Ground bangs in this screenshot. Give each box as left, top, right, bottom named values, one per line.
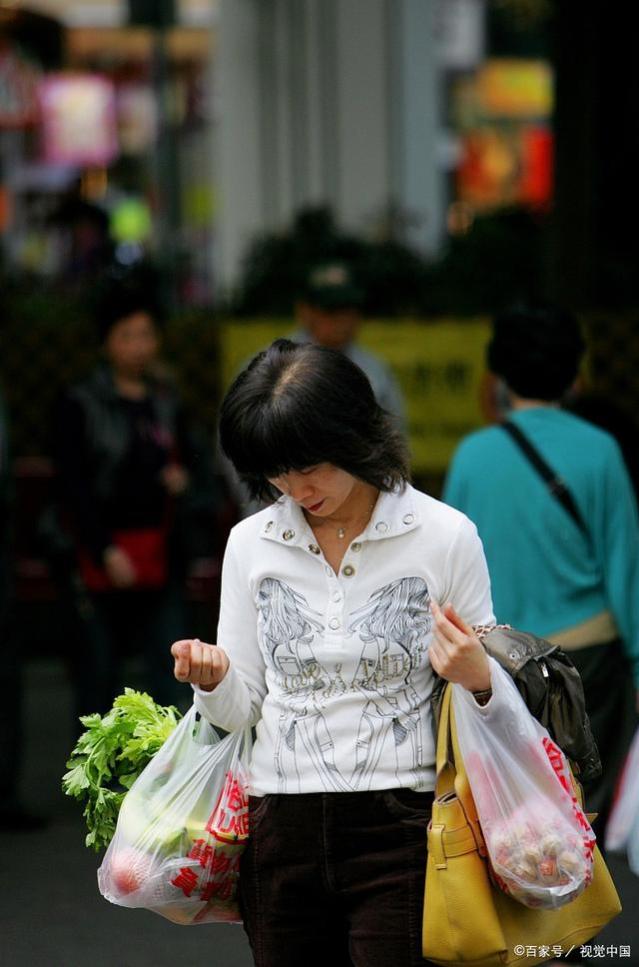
left=222, top=398, right=334, bottom=481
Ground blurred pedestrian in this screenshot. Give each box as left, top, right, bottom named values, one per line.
left=443, top=302, right=639, bottom=839
left=171, top=338, right=506, bottom=967
left=52, top=271, right=204, bottom=719
left=292, top=260, right=406, bottom=426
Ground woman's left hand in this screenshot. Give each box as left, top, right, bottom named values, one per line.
left=429, top=600, right=491, bottom=693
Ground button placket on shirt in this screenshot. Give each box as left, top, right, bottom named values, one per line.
left=293, top=519, right=372, bottom=649
left=318, top=538, right=366, bottom=648
left=296, top=532, right=347, bottom=647
left=321, top=562, right=345, bottom=648
left=324, top=539, right=364, bottom=641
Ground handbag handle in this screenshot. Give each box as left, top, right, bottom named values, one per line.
left=435, top=684, right=456, bottom=795
left=436, top=683, right=488, bottom=857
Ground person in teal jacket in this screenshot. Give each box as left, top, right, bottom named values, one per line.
left=443, top=302, right=639, bottom=839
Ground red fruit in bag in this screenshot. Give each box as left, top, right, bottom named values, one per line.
left=109, top=847, right=153, bottom=895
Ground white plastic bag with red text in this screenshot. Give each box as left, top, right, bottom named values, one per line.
left=98, top=705, right=251, bottom=925
left=452, top=663, right=595, bottom=910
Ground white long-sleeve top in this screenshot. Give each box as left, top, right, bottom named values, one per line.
left=194, top=484, right=496, bottom=795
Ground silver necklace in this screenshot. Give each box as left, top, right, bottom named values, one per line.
left=334, top=500, right=377, bottom=539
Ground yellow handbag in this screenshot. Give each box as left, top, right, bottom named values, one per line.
left=422, top=685, right=621, bottom=967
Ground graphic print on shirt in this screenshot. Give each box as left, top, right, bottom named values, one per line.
left=256, top=578, right=349, bottom=792
left=347, top=576, right=431, bottom=789
left=256, top=576, right=432, bottom=793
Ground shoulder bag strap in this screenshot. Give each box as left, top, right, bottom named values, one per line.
left=501, top=421, right=589, bottom=540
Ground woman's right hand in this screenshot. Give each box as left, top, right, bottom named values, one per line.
left=171, top=639, right=230, bottom=692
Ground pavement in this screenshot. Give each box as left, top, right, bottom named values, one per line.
left=2, top=658, right=639, bottom=967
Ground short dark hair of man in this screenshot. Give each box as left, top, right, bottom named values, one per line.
left=219, top=338, right=410, bottom=503
left=487, top=302, right=585, bottom=402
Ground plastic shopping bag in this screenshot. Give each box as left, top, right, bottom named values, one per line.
left=98, top=706, right=251, bottom=925
left=452, top=662, right=596, bottom=910
left=605, top=727, right=639, bottom=854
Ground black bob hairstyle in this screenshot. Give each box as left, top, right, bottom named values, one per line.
left=487, top=302, right=585, bottom=402
left=219, top=339, right=410, bottom=503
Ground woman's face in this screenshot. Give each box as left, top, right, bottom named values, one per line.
left=268, top=463, right=361, bottom=517
left=104, top=311, right=159, bottom=377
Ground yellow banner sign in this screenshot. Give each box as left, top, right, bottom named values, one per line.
left=220, top=319, right=492, bottom=474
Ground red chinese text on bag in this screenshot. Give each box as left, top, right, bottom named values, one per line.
left=169, top=768, right=250, bottom=909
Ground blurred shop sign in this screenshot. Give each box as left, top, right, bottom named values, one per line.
left=220, top=320, right=491, bottom=474
left=477, top=59, right=553, bottom=119
left=0, top=49, right=40, bottom=128
left=456, top=124, right=552, bottom=212
left=38, top=74, right=119, bottom=166
left=451, top=59, right=553, bottom=213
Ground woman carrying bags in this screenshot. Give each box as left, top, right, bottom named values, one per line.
left=171, top=338, right=507, bottom=967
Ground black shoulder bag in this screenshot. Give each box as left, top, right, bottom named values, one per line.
left=501, top=420, right=589, bottom=540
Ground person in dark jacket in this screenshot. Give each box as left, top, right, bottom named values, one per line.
left=53, top=274, right=203, bottom=718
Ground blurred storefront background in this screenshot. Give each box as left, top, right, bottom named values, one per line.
left=2, top=0, right=637, bottom=307
left=1, top=0, right=215, bottom=302
left=1, top=0, right=638, bottom=640
left=0, top=0, right=570, bottom=310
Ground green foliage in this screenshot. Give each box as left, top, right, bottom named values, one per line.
left=231, top=204, right=547, bottom=319
left=424, top=208, right=547, bottom=315
left=62, top=688, right=182, bottom=851
left=231, top=206, right=430, bottom=318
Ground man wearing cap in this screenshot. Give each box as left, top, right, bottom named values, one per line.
left=291, top=261, right=406, bottom=426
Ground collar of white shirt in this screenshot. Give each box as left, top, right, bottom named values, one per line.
left=258, top=484, right=421, bottom=547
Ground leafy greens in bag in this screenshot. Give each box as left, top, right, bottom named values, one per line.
left=62, top=688, right=182, bottom=850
